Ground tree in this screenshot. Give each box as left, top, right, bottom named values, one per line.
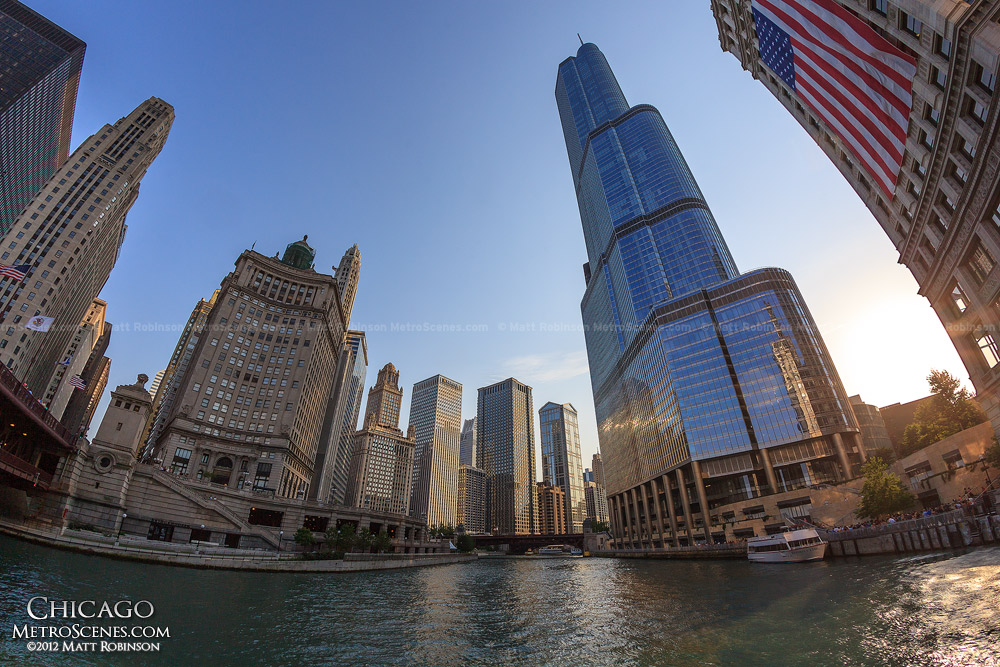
left=868, top=447, right=896, bottom=464
left=372, top=528, right=394, bottom=554
left=455, top=533, right=475, bottom=552
left=293, top=527, right=316, bottom=551
left=592, top=521, right=610, bottom=534
left=440, top=523, right=455, bottom=539
left=856, top=457, right=915, bottom=520
left=900, top=370, right=987, bottom=456
left=328, top=523, right=356, bottom=554
left=354, top=526, right=373, bottom=553
left=985, top=438, right=1000, bottom=471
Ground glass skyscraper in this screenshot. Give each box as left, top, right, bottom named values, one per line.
left=0, top=0, right=85, bottom=236
left=556, top=44, right=862, bottom=547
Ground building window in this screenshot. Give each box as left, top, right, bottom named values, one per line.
left=973, top=62, right=997, bottom=94
left=960, top=137, right=978, bottom=160
left=932, top=66, right=947, bottom=89
left=949, top=161, right=969, bottom=184
left=968, top=96, right=988, bottom=124
left=935, top=34, right=952, bottom=59
left=967, top=241, right=996, bottom=285
left=900, top=12, right=921, bottom=37
left=926, top=104, right=940, bottom=126
left=870, top=0, right=887, bottom=17
left=993, top=199, right=1000, bottom=228
left=942, top=449, right=966, bottom=468
left=919, top=129, right=934, bottom=148
left=171, top=448, right=192, bottom=475
left=975, top=331, right=1000, bottom=368
left=940, top=192, right=956, bottom=213
left=951, top=284, right=969, bottom=315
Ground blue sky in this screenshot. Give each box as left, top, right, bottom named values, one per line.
left=31, top=0, right=967, bottom=470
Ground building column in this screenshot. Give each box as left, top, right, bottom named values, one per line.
left=690, top=460, right=713, bottom=543
left=830, top=432, right=852, bottom=481
left=652, top=477, right=667, bottom=548
left=661, top=473, right=679, bottom=547
left=676, top=467, right=694, bottom=545
left=852, top=432, right=868, bottom=463
left=759, top=447, right=779, bottom=495
left=628, top=487, right=641, bottom=547
left=611, top=494, right=626, bottom=546
left=641, top=482, right=657, bottom=548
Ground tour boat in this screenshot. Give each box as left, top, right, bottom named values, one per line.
left=747, top=528, right=827, bottom=563
left=537, top=544, right=582, bottom=556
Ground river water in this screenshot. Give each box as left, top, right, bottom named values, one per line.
left=0, top=535, right=998, bottom=666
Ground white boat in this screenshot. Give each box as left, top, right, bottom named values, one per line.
left=747, top=528, right=827, bottom=563
left=537, top=544, right=582, bottom=556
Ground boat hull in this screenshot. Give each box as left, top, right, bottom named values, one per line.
left=748, top=542, right=827, bottom=563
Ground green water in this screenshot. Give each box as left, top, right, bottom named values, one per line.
left=1, top=535, right=998, bottom=666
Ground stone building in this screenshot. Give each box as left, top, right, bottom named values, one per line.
left=346, top=363, right=417, bottom=515
left=893, top=420, right=995, bottom=507
left=585, top=481, right=610, bottom=524
left=409, top=374, right=462, bottom=527
left=457, top=464, right=486, bottom=534
left=0, top=97, right=174, bottom=396
left=537, top=482, right=567, bottom=535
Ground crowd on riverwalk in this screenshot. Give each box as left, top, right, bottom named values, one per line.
left=830, top=487, right=995, bottom=533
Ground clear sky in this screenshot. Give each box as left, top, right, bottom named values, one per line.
left=31, top=0, right=968, bottom=473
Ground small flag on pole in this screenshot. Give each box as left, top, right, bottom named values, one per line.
left=69, top=375, right=87, bottom=390
left=0, top=264, right=31, bottom=281
left=56, top=356, right=72, bottom=366
left=25, top=315, right=54, bottom=332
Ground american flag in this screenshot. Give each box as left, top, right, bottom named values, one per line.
left=69, top=375, right=87, bottom=390
left=751, top=0, right=917, bottom=196
left=0, top=264, right=31, bottom=281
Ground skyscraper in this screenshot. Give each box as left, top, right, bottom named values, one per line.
left=409, top=374, right=463, bottom=526
left=334, top=244, right=360, bottom=325
left=318, top=330, right=367, bottom=505
left=457, top=463, right=486, bottom=534
left=477, top=377, right=537, bottom=535
left=556, top=44, right=860, bottom=546
left=45, top=297, right=107, bottom=418
left=143, top=291, right=218, bottom=455
left=709, top=1, right=1000, bottom=435
left=151, top=237, right=347, bottom=500
left=0, top=97, right=174, bottom=396
left=539, top=401, right=585, bottom=532
left=459, top=416, right=477, bottom=467
left=585, top=481, right=610, bottom=524
left=0, top=0, right=85, bottom=236
left=591, top=452, right=605, bottom=489
left=536, top=482, right=567, bottom=535
left=848, top=394, right=894, bottom=456
left=347, top=363, right=416, bottom=515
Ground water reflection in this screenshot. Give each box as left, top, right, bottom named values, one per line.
left=0, top=537, right=997, bottom=666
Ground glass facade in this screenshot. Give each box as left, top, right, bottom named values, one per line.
left=0, top=0, right=85, bottom=236
left=557, top=44, right=859, bottom=544
left=539, top=402, right=586, bottom=532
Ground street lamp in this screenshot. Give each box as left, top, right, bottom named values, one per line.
left=278, top=530, right=283, bottom=553
left=116, top=512, right=127, bottom=545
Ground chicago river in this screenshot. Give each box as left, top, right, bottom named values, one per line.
left=1, top=536, right=997, bottom=666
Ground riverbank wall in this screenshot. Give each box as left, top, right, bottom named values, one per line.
left=593, top=543, right=746, bottom=559
left=0, top=519, right=475, bottom=573
left=824, top=510, right=1000, bottom=557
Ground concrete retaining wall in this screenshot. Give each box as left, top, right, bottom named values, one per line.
left=826, top=514, right=1000, bottom=557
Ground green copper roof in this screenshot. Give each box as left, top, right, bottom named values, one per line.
left=280, top=235, right=315, bottom=270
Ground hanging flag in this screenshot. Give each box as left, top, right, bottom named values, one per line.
left=25, top=315, right=54, bottom=332
left=69, top=375, right=87, bottom=390
left=56, top=356, right=72, bottom=366
left=750, top=0, right=917, bottom=197
left=0, top=264, right=31, bottom=281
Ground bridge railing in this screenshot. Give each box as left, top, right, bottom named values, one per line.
left=0, top=363, right=74, bottom=447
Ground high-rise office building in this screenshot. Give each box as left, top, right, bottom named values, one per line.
left=460, top=416, right=477, bottom=467
left=536, top=482, right=567, bottom=535
left=409, top=374, right=463, bottom=526
left=556, top=44, right=860, bottom=546
left=583, top=468, right=594, bottom=483
left=0, top=97, right=174, bottom=396
left=347, top=363, right=416, bottom=515
left=151, top=237, right=348, bottom=499
left=143, top=291, right=218, bottom=455
left=539, top=401, right=586, bottom=532
left=334, top=244, right=360, bottom=325
left=585, top=481, right=610, bottom=524
left=710, top=1, right=1000, bottom=434
left=592, top=452, right=605, bottom=489
left=148, top=369, right=165, bottom=404
left=59, top=326, right=110, bottom=437
left=46, top=297, right=106, bottom=417
left=457, top=463, right=486, bottom=534
left=0, top=0, right=85, bottom=236
left=477, top=377, right=537, bottom=534
left=318, top=330, right=367, bottom=505
left=849, top=394, right=894, bottom=456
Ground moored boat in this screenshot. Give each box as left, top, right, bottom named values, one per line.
left=747, top=528, right=827, bottom=563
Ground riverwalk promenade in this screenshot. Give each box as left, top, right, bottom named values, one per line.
left=0, top=518, right=475, bottom=572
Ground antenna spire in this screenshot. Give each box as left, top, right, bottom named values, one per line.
left=578, top=33, right=584, bottom=46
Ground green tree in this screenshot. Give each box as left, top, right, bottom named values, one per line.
left=372, top=528, right=394, bottom=554
left=856, top=457, right=915, bottom=520
left=984, top=438, right=1000, bottom=470
left=329, top=523, right=356, bottom=553
left=868, top=447, right=897, bottom=464
left=293, top=527, right=316, bottom=551
left=900, top=370, right=987, bottom=456
left=440, top=523, right=455, bottom=539
left=455, top=533, right=475, bottom=552
left=592, top=521, right=610, bottom=533
left=355, top=526, right=374, bottom=553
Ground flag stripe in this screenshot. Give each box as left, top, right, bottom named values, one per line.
left=751, top=0, right=915, bottom=197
